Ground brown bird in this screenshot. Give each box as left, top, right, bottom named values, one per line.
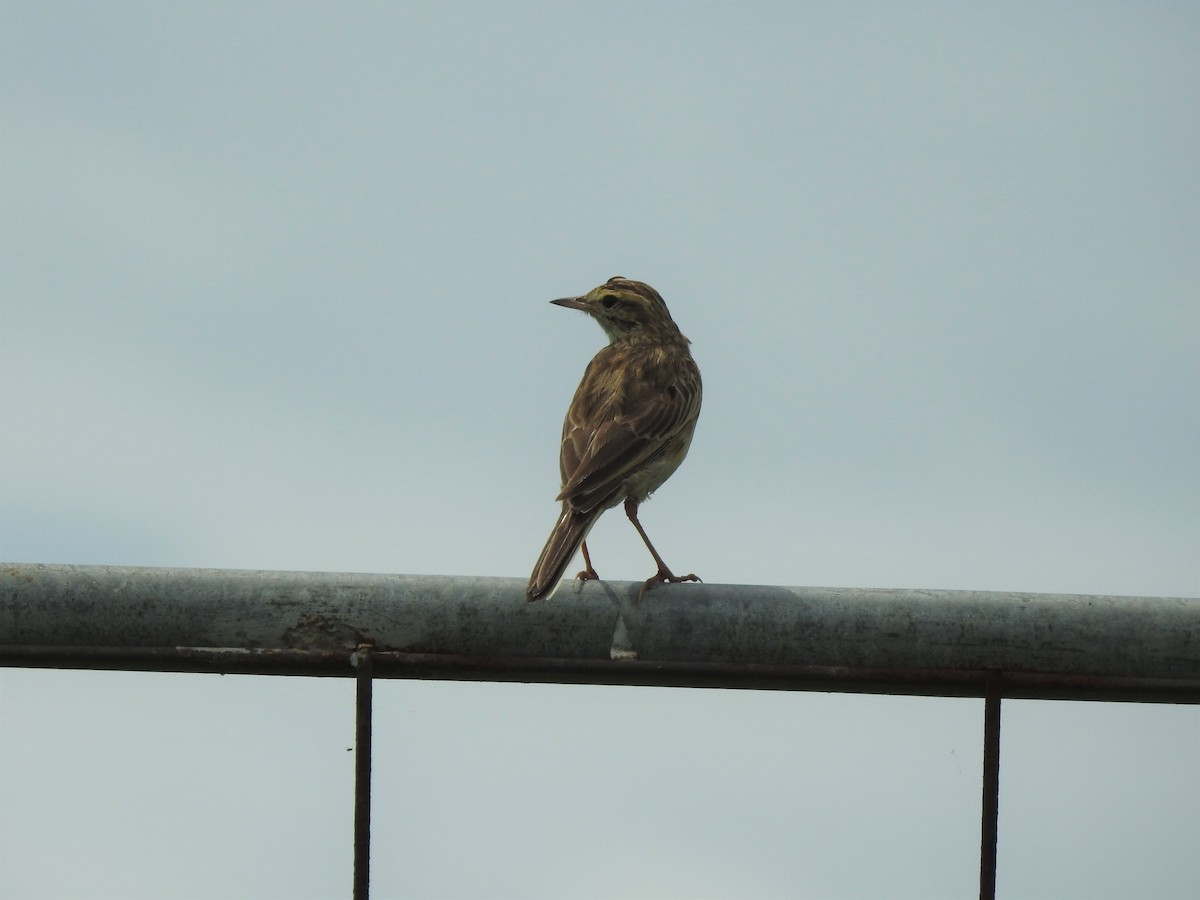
left=526, top=276, right=703, bottom=602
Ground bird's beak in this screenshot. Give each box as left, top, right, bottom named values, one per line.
left=550, top=296, right=589, bottom=311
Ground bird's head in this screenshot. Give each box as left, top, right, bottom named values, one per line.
left=551, top=276, right=685, bottom=344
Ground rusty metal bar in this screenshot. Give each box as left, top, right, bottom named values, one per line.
left=980, top=673, right=1002, bottom=900
left=2, top=564, right=1198, bottom=702
left=352, top=646, right=373, bottom=900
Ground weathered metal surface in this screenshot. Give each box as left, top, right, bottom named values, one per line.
left=1, top=563, right=1197, bottom=701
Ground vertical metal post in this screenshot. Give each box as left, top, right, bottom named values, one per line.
left=353, top=646, right=374, bottom=900
left=980, top=673, right=1002, bottom=900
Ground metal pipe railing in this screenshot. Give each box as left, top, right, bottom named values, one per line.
left=3, top=563, right=1197, bottom=702
left=5, top=562, right=1197, bottom=900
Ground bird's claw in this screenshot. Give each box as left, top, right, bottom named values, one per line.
left=638, top=569, right=701, bottom=599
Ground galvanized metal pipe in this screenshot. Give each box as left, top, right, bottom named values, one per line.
left=2, top=563, right=1197, bottom=702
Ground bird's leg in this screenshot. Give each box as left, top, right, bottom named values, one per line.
left=574, top=540, right=601, bottom=583
left=624, top=497, right=700, bottom=598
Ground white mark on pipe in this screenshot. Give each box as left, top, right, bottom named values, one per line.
left=610, top=613, right=637, bottom=661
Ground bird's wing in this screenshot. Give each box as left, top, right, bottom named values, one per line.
left=557, top=346, right=700, bottom=512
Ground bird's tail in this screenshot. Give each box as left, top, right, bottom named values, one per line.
left=526, top=504, right=601, bottom=602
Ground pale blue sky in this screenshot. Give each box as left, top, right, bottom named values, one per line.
left=2, top=2, right=1198, bottom=898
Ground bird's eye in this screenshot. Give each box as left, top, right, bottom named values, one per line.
left=600, top=294, right=619, bottom=310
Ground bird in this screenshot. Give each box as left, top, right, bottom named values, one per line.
left=526, top=276, right=702, bottom=602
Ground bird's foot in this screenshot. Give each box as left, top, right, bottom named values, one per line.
left=638, top=568, right=701, bottom=599
left=574, top=566, right=600, bottom=584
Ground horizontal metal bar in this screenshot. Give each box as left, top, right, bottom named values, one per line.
left=2, top=564, right=1197, bottom=702
left=4, top=644, right=1198, bottom=703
